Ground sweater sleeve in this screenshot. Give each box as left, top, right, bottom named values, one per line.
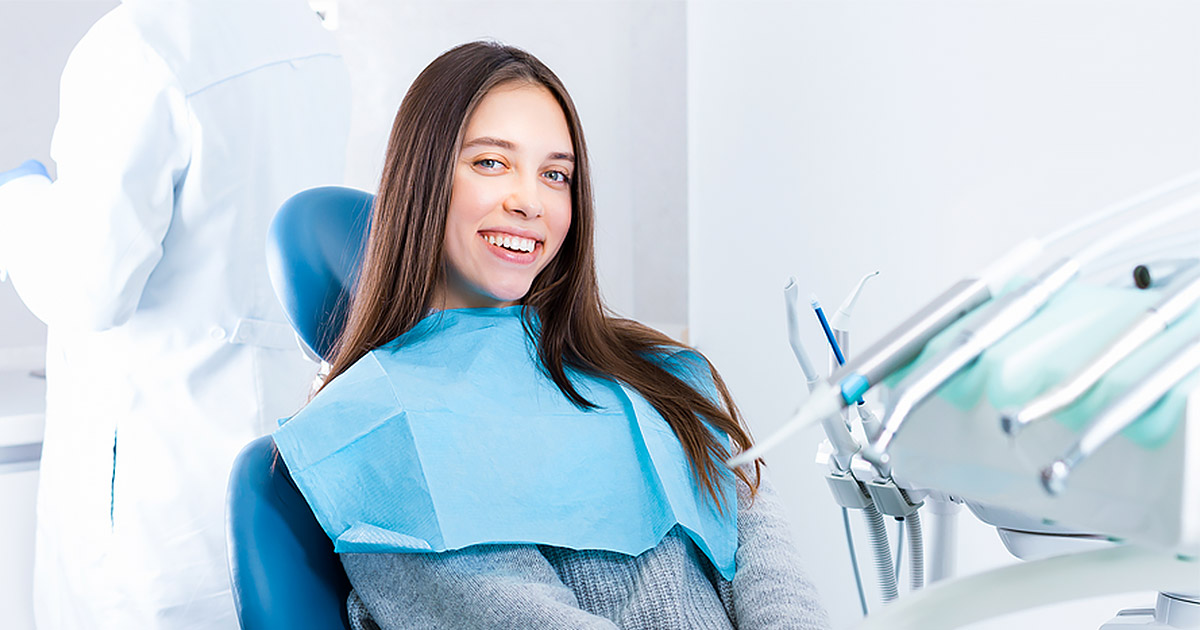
left=341, top=545, right=621, bottom=630
left=723, top=469, right=832, bottom=630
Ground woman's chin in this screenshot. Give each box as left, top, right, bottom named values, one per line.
left=484, top=284, right=534, bottom=305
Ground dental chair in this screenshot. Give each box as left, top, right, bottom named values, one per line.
left=225, top=186, right=374, bottom=630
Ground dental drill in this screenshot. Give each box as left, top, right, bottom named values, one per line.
left=861, top=189, right=1200, bottom=477
left=728, top=168, right=1200, bottom=470
left=1000, top=268, right=1200, bottom=437
left=1041, top=333, right=1200, bottom=496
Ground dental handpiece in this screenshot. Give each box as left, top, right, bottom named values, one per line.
left=1001, top=269, right=1200, bottom=437
left=1041, top=334, right=1200, bottom=496
left=862, top=260, right=1082, bottom=476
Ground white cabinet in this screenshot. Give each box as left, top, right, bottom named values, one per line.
left=1, top=360, right=46, bottom=630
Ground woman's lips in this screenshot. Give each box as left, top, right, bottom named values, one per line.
left=480, top=233, right=540, bottom=264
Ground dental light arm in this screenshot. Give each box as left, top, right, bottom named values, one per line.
left=1041, top=333, right=1200, bottom=495
left=1002, top=268, right=1200, bottom=436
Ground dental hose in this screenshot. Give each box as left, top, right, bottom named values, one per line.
left=864, top=503, right=899, bottom=603
left=906, top=511, right=925, bottom=592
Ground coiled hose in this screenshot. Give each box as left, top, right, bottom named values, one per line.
left=907, top=511, right=925, bottom=591
left=864, top=503, right=898, bottom=602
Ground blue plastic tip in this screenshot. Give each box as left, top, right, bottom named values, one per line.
left=840, top=373, right=869, bottom=404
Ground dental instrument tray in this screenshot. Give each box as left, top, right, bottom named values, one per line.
left=878, top=280, right=1200, bottom=555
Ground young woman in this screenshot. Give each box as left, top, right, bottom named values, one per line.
left=274, top=41, right=830, bottom=629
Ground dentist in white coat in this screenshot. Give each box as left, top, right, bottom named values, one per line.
left=0, top=1, right=350, bottom=627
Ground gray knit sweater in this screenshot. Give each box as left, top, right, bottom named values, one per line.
left=340, top=471, right=831, bottom=629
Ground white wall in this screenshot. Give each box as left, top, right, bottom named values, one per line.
left=688, top=1, right=1200, bottom=628
left=335, top=0, right=689, bottom=332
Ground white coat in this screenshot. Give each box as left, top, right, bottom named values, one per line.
left=0, top=1, right=350, bottom=627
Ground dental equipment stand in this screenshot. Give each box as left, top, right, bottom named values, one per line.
left=796, top=276, right=961, bottom=611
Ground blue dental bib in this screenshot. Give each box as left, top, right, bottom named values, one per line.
left=273, top=306, right=738, bottom=579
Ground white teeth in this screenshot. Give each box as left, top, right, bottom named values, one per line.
left=484, top=233, right=536, bottom=253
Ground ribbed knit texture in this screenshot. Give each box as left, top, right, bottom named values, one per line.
left=342, top=472, right=830, bottom=629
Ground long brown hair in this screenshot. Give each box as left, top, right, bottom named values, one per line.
left=324, top=41, right=760, bottom=509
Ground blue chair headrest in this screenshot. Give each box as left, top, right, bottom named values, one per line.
left=266, top=186, right=374, bottom=362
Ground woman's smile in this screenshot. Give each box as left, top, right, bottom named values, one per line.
left=479, top=231, right=542, bottom=264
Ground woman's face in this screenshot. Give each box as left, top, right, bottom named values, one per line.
left=435, top=82, right=575, bottom=310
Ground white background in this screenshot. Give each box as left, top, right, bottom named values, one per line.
left=4, top=1, right=1199, bottom=628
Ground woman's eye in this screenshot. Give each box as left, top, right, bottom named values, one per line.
left=544, top=170, right=571, bottom=184
left=475, top=158, right=503, bottom=170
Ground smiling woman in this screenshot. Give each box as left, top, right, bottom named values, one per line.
left=274, top=41, right=831, bottom=630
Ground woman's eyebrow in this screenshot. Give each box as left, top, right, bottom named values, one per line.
left=462, top=136, right=574, bottom=163
left=462, top=136, right=516, bottom=151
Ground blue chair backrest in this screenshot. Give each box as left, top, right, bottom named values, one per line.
left=227, top=186, right=375, bottom=629
left=226, top=436, right=352, bottom=630
left=265, top=186, right=374, bottom=362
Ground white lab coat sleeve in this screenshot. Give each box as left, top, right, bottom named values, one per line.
left=0, top=7, right=190, bottom=331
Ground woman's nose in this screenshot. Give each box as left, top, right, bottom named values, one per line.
left=503, top=174, right=544, bottom=218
